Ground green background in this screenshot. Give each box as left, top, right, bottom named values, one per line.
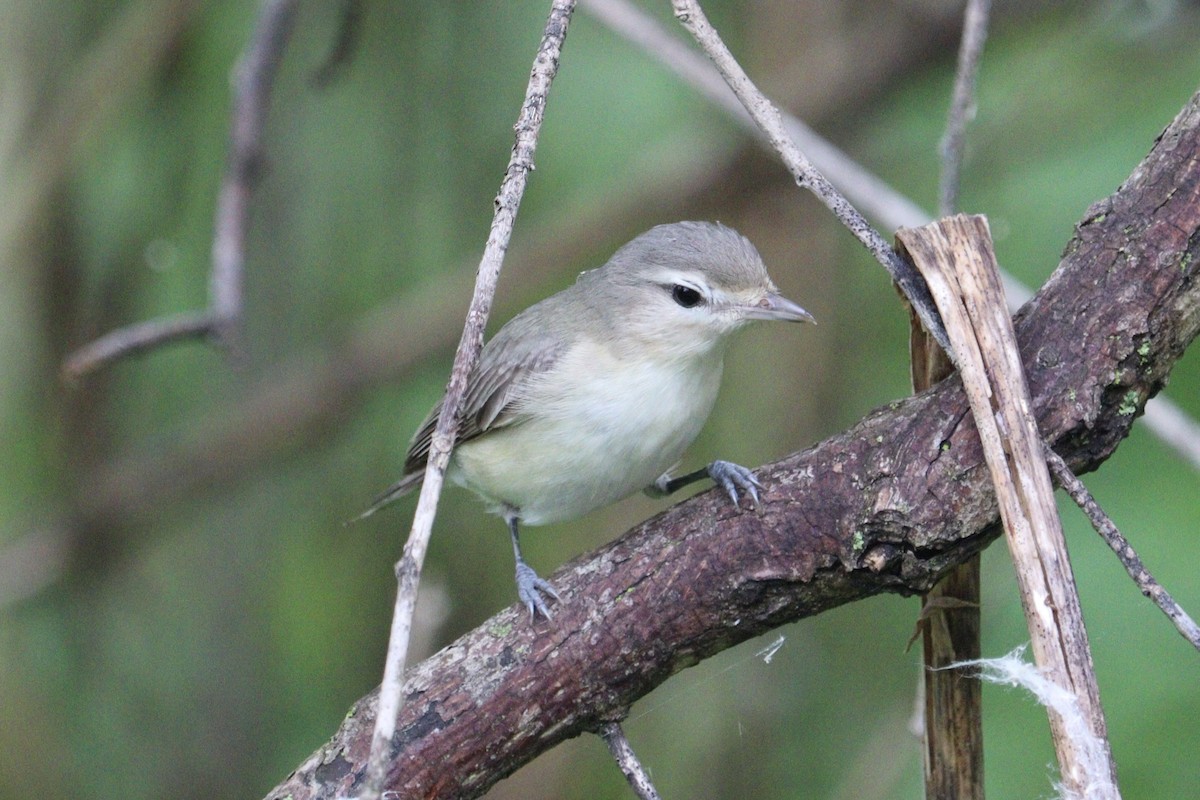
left=1, top=2, right=1197, bottom=798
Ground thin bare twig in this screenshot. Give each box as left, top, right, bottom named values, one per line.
left=62, top=0, right=299, bottom=379
left=939, top=0, right=991, bottom=217
left=669, top=0, right=950, bottom=352
left=1045, top=446, right=1200, bottom=651
left=600, top=723, right=663, bottom=800
left=585, top=0, right=1200, bottom=472
left=359, top=3, right=578, bottom=798
left=213, top=0, right=299, bottom=343
left=61, top=311, right=216, bottom=382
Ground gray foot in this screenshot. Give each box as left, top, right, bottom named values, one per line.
left=707, top=460, right=763, bottom=508
left=516, top=560, right=562, bottom=621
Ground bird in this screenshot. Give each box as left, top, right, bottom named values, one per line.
left=360, top=221, right=814, bottom=619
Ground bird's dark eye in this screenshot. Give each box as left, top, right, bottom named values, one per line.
left=671, top=284, right=703, bottom=308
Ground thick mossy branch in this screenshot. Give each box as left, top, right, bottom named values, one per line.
left=267, top=93, right=1200, bottom=800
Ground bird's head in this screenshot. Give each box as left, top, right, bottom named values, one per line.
left=585, top=221, right=814, bottom=360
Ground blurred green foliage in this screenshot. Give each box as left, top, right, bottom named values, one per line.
left=0, top=2, right=1197, bottom=799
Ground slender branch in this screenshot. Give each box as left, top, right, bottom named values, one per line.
left=212, top=0, right=299, bottom=345
left=62, top=0, right=299, bottom=379
left=61, top=310, right=216, bottom=383
left=600, top=723, right=663, bottom=800
left=939, top=0, right=991, bottom=217
left=670, top=0, right=949, bottom=351
left=1045, top=446, right=1200, bottom=651
left=359, top=3, right=577, bottom=798
left=585, top=0, right=1200, bottom=472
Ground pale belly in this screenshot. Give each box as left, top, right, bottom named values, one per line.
left=450, top=343, right=723, bottom=525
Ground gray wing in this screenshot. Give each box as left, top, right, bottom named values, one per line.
left=402, top=340, right=561, bottom=474
left=354, top=285, right=590, bottom=520
left=402, top=300, right=570, bottom=477
left=354, top=328, right=562, bottom=521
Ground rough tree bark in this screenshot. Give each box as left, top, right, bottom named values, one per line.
left=267, top=92, right=1200, bottom=800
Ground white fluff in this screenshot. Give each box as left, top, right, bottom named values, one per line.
left=948, top=645, right=1118, bottom=800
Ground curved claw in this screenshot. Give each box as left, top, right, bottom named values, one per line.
left=516, top=561, right=561, bottom=621
left=707, top=460, right=763, bottom=509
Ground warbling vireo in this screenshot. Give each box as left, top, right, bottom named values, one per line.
left=362, top=221, right=814, bottom=618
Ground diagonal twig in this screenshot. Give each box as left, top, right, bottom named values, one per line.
left=358, top=3, right=578, bottom=798
left=1045, top=446, right=1200, bottom=652
left=61, top=311, right=218, bottom=382
left=939, top=0, right=992, bottom=217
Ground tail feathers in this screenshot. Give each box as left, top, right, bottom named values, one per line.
left=348, top=471, right=424, bottom=524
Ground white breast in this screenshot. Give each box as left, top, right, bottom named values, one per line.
left=451, top=337, right=725, bottom=525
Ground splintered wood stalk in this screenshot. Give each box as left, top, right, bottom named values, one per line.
left=896, top=216, right=1119, bottom=799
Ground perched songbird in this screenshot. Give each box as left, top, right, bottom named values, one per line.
left=362, top=221, right=814, bottom=618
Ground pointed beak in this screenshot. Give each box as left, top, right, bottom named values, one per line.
left=740, top=292, right=815, bottom=324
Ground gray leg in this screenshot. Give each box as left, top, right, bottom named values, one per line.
left=507, top=514, right=561, bottom=620
left=648, top=460, right=763, bottom=508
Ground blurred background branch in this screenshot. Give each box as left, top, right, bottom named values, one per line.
left=938, top=0, right=991, bottom=218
